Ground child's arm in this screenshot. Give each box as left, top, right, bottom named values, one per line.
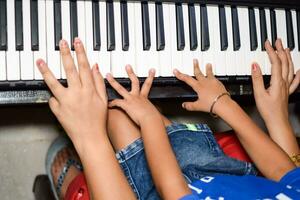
left=174, top=53, right=296, bottom=182
left=37, top=39, right=136, bottom=200
left=252, top=39, right=300, bottom=159
left=107, top=66, right=191, bottom=199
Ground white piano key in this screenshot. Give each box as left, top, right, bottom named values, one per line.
left=181, top=4, right=194, bottom=76
left=33, top=0, right=47, bottom=80
left=254, top=8, right=266, bottom=74
left=194, top=4, right=203, bottom=75
left=7, top=0, right=21, bottom=81
left=159, top=3, right=172, bottom=77
left=237, top=7, right=250, bottom=75
left=265, top=8, right=272, bottom=75
left=20, top=0, right=34, bottom=80
left=134, top=2, right=149, bottom=77
left=75, top=0, right=86, bottom=67
left=61, top=0, right=71, bottom=79
left=146, top=2, right=160, bottom=76
left=292, top=10, right=300, bottom=72
left=170, top=4, right=182, bottom=73
left=123, top=2, right=136, bottom=72
left=212, top=5, right=226, bottom=75
left=202, top=5, right=217, bottom=74
left=225, top=6, right=236, bottom=76
left=99, top=1, right=111, bottom=76
left=276, top=9, right=287, bottom=48
left=111, top=1, right=126, bottom=78
left=0, top=51, right=5, bottom=80
left=85, top=0, right=99, bottom=69
left=46, top=0, right=61, bottom=79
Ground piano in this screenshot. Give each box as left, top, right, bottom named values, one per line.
left=0, top=0, right=299, bottom=105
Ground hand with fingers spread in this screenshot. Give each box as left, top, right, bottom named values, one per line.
left=107, top=65, right=160, bottom=126
left=251, top=39, right=300, bottom=158
left=37, top=38, right=107, bottom=144
left=173, top=59, right=231, bottom=115
left=37, top=38, right=136, bottom=200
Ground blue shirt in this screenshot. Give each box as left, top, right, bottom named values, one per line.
left=181, top=168, right=300, bottom=200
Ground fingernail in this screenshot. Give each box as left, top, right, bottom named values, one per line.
left=125, top=65, right=131, bottom=70
left=95, top=63, right=99, bottom=72
left=182, top=103, right=185, bottom=108
left=74, top=37, right=81, bottom=47
left=252, top=63, right=257, bottom=72
left=150, top=68, right=155, bottom=74
left=193, top=59, right=198, bottom=64
left=173, top=69, right=179, bottom=74
left=106, top=73, right=112, bottom=79
left=60, top=39, right=68, bottom=47
left=37, top=59, right=45, bottom=67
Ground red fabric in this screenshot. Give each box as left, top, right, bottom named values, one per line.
left=215, top=130, right=252, bottom=163
left=65, top=130, right=251, bottom=200
left=65, top=172, right=90, bottom=200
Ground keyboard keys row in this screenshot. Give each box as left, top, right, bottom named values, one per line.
left=0, top=0, right=300, bottom=81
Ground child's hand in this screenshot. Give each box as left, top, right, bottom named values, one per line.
left=173, top=60, right=231, bottom=115
left=37, top=38, right=108, bottom=144
left=251, top=39, right=300, bottom=125
left=106, top=65, right=159, bottom=126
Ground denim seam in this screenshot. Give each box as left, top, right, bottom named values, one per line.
left=119, top=152, right=141, bottom=199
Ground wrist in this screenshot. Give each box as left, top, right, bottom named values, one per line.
left=213, top=95, right=236, bottom=116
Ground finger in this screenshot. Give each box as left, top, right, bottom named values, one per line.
left=106, top=73, right=130, bottom=98
left=141, top=68, right=155, bottom=97
left=126, top=65, right=140, bottom=95
left=92, top=64, right=107, bottom=101
left=193, top=59, right=204, bottom=80
left=108, top=99, right=126, bottom=109
left=289, top=70, right=300, bottom=94
left=251, top=63, right=266, bottom=96
left=182, top=101, right=199, bottom=111
left=275, top=39, right=288, bottom=81
left=37, top=59, right=65, bottom=98
left=285, top=48, right=295, bottom=85
left=74, top=38, right=94, bottom=88
left=49, top=97, right=60, bottom=116
left=173, top=69, right=198, bottom=90
left=206, top=64, right=214, bottom=78
left=265, top=40, right=282, bottom=83
left=60, top=39, right=80, bottom=87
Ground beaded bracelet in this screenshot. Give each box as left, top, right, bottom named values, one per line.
left=290, top=154, right=300, bottom=167
left=210, top=92, right=231, bottom=118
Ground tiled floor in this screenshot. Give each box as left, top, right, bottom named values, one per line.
left=0, top=103, right=299, bottom=200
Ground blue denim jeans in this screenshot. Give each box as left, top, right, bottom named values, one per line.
left=115, top=123, right=257, bottom=200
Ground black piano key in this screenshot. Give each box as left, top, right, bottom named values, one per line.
left=176, top=3, right=185, bottom=51
left=200, top=4, right=209, bottom=51
left=270, top=9, right=277, bottom=48
left=188, top=4, right=197, bottom=50
left=297, top=10, right=300, bottom=51
left=218, top=5, right=228, bottom=51
left=92, top=0, right=100, bottom=51
left=231, top=6, right=240, bottom=51
left=30, top=0, right=39, bottom=51
left=0, top=0, right=7, bottom=50
left=141, top=2, right=150, bottom=50
left=286, top=9, right=295, bottom=50
left=54, top=0, right=62, bottom=51
left=121, top=1, right=129, bottom=51
left=106, top=1, right=115, bottom=51
left=248, top=8, right=258, bottom=51
left=156, top=2, right=165, bottom=51
left=259, top=8, right=267, bottom=51
left=15, top=0, right=23, bottom=51
left=70, top=0, right=78, bottom=51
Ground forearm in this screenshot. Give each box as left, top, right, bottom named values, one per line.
left=140, top=114, right=191, bottom=199
left=265, top=118, right=300, bottom=157
left=215, top=98, right=296, bottom=180
left=73, top=132, right=136, bottom=200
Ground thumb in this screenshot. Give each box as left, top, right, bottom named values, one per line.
left=251, top=63, right=266, bottom=96
left=289, top=70, right=300, bottom=94
left=108, top=99, right=125, bottom=109
left=182, top=101, right=199, bottom=111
